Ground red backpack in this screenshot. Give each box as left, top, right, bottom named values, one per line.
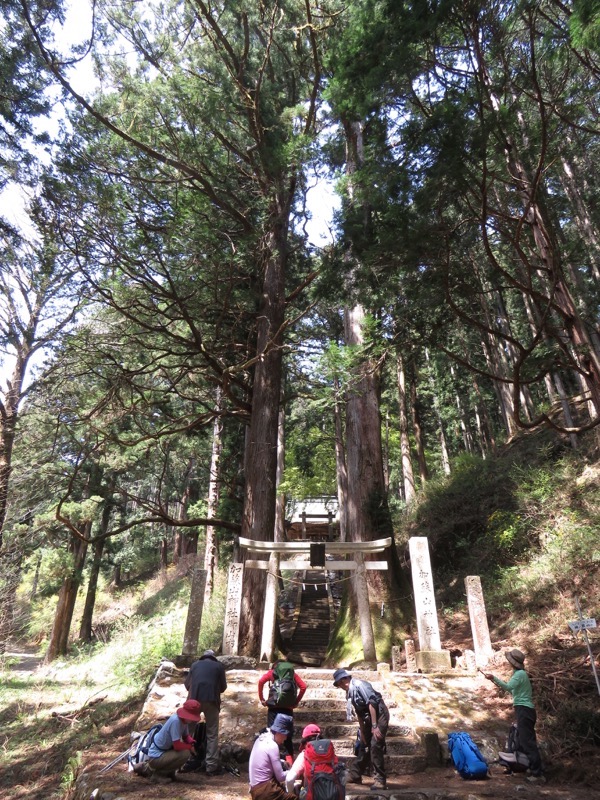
left=303, top=738, right=345, bottom=800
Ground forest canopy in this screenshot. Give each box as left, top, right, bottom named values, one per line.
left=0, top=0, right=598, bottom=659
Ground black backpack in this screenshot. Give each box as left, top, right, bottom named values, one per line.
left=267, top=661, right=298, bottom=708
left=498, top=723, right=529, bottom=773
left=127, top=723, right=163, bottom=771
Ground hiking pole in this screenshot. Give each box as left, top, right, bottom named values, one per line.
left=98, top=745, right=134, bottom=774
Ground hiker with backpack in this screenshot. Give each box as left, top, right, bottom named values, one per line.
left=333, top=668, right=389, bottom=791
left=184, top=647, right=227, bottom=775
left=483, top=648, right=546, bottom=784
left=258, top=659, right=307, bottom=764
left=285, top=723, right=345, bottom=799
left=132, top=698, right=201, bottom=780
left=248, top=713, right=298, bottom=800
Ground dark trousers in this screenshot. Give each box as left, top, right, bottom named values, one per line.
left=267, top=707, right=294, bottom=759
left=348, top=702, right=390, bottom=784
left=515, top=705, right=542, bottom=775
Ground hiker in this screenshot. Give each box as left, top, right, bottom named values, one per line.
left=285, top=722, right=344, bottom=798
left=333, top=668, right=389, bottom=791
left=483, top=648, right=545, bottom=783
left=184, top=647, right=227, bottom=774
left=284, top=723, right=322, bottom=793
left=248, top=713, right=298, bottom=800
left=134, top=698, right=201, bottom=780
left=258, top=658, right=306, bottom=764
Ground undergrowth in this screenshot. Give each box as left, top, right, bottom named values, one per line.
left=405, top=427, right=600, bottom=765
left=0, top=566, right=227, bottom=800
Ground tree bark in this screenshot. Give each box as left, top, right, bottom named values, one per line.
left=396, top=353, right=416, bottom=503
left=204, top=391, right=224, bottom=604
left=238, top=216, right=288, bottom=656
left=409, top=360, right=429, bottom=483
left=46, top=524, right=90, bottom=662
left=334, top=380, right=349, bottom=542
left=79, top=537, right=104, bottom=643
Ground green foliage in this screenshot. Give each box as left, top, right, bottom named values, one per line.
left=411, top=452, right=520, bottom=576
left=59, top=751, right=83, bottom=798
left=546, top=700, right=600, bottom=755
left=486, top=510, right=528, bottom=557
left=570, top=0, right=600, bottom=52
left=111, top=611, right=186, bottom=687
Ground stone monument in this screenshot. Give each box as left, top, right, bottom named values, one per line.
left=408, top=536, right=451, bottom=672
left=222, top=562, right=244, bottom=655
left=465, top=575, right=494, bottom=667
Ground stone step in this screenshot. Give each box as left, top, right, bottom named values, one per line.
left=336, top=752, right=427, bottom=775
left=290, top=721, right=418, bottom=741
left=331, top=741, right=422, bottom=759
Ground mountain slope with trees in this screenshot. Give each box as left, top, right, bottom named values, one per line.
left=0, top=0, right=598, bottom=725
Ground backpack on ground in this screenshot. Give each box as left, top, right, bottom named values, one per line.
left=303, top=738, right=345, bottom=800
left=127, top=723, right=163, bottom=771
left=267, top=660, right=298, bottom=708
left=181, top=720, right=208, bottom=773
left=498, top=723, right=529, bottom=773
left=447, top=732, right=489, bottom=780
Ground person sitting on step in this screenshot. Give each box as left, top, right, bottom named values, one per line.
left=284, top=723, right=321, bottom=794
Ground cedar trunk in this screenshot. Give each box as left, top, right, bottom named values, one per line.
left=238, top=218, right=287, bottom=656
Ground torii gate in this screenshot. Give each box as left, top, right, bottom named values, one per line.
left=222, top=536, right=391, bottom=662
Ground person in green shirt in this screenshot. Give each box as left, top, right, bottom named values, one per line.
left=484, top=648, right=545, bottom=783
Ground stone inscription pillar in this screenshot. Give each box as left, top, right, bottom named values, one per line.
left=409, top=536, right=442, bottom=650
left=222, top=562, right=244, bottom=655
left=465, top=575, right=494, bottom=667
left=409, top=536, right=451, bottom=672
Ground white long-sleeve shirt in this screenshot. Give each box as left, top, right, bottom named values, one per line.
left=285, top=750, right=305, bottom=793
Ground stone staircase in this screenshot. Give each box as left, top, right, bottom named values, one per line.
left=290, top=668, right=426, bottom=775
left=284, top=571, right=331, bottom=666
left=216, top=666, right=427, bottom=778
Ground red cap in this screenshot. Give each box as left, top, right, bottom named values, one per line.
left=177, top=699, right=202, bottom=722
left=301, top=723, right=321, bottom=739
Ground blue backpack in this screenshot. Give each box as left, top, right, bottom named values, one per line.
left=448, top=732, right=488, bottom=779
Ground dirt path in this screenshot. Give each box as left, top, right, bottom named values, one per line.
left=5, top=648, right=43, bottom=674
left=78, top=764, right=599, bottom=800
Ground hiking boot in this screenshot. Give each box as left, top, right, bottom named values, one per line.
left=180, top=759, right=205, bottom=773
left=205, top=766, right=225, bottom=776
left=371, top=778, right=387, bottom=791
left=133, top=762, right=154, bottom=778
left=526, top=774, right=546, bottom=784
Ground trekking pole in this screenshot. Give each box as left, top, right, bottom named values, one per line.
left=98, top=745, right=134, bottom=774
